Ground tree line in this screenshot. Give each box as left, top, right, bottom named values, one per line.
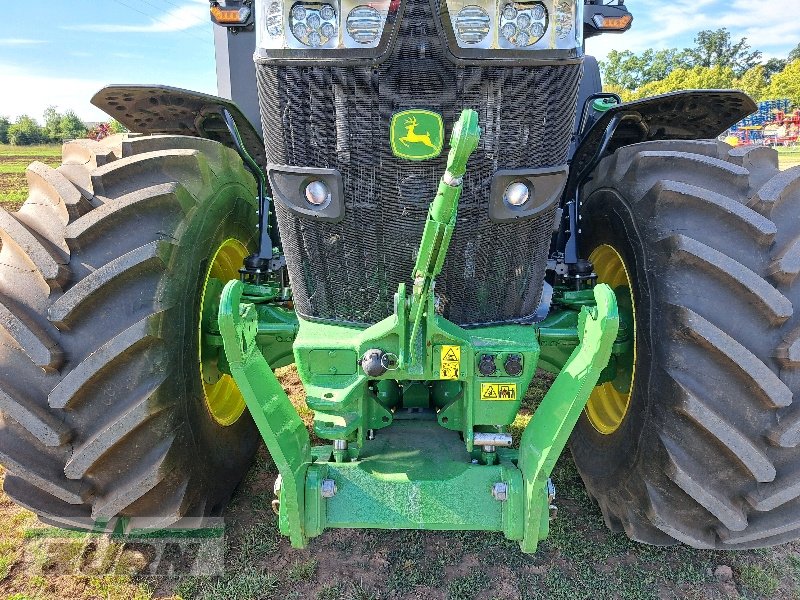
left=0, top=107, right=90, bottom=146
left=602, top=29, right=800, bottom=106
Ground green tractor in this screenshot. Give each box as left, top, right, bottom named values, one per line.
left=2, top=0, right=798, bottom=552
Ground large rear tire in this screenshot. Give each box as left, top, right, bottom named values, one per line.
left=0, top=134, right=260, bottom=529
left=570, top=139, right=800, bottom=548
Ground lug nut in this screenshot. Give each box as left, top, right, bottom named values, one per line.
left=492, top=482, right=508, bottom=502
left=321, top=479, right=337, bottom=498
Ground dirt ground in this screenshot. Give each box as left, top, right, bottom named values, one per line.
left=0, top=145, right=799, bottom=600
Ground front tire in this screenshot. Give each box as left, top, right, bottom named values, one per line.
left=0, top=134, right=260, bottom=529
left=570, top=139, right=800, bottom=548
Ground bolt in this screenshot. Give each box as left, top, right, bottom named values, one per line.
left=321, top=479, right=337, bottom=498
left=367, top=429, right=375, bottom=441
left=492, top=482, right=508, bottom=502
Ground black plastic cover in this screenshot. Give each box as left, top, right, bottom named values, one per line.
left=91, top=85, right=266, bottom=167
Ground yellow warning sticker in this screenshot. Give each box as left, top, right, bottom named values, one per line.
left=440, top=345, right=461, bottom=380
left=480, top=383, right=518, bottom=401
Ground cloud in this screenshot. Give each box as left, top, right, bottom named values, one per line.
left=0, top=39, right=46, bottom=46
left=0, top=62, right=109, bottom=123
left=64, top=2, right=207, bottom=34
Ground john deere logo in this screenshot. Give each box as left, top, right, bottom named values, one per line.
left=390, top=110, right=444, bottom=161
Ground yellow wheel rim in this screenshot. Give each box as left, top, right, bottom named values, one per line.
left=585, top=244, right=637, bottom=435
left=200, top=238, right=248, bottom=426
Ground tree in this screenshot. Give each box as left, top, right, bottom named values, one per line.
left=108, top=119, right=128, bottom=134
left=768, top=59, right=800, bottom=107
left=58, top=110, right=86, bottom=140
left=0, top=117, right=9, bottom=145
left=43, top=105, right=62, bottom=142
left=764, top=58, right=787, bottom=81
left=601, top=48, right=691, bottom=90
left=685, top=28, right=762, bottom=77
left=8, top=115, right=44, bottom=146
left=631, top=66, right=736, bottom=101
left=735, top=65, right=768, bottom=102
left=789, top=43, right=800, bottom=63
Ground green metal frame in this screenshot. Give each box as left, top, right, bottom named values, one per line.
left=217, top=110, right=620, bottom=552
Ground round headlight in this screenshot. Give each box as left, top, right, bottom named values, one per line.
left=504, top=182, right=530, bottom=207
left=346, top=5, right=382, bottom=44
left=320, top=4, right=336, bottom=20
left=305, top=181, right=331, bottom=207
left=501, top=22, right=516, bottom=40
left=291, top=4, right=307, bottom=20
left=292, top=22, right=308, bottom=39
left=454, top=6, right=491, bottom=45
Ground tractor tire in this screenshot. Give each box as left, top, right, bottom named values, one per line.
left=570, top=139, right=800, bottom=549
left=0, top=134, right=261, bottom=529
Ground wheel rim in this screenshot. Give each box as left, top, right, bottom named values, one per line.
left=585, top=244, right=637, bottom=435
left=199, top=238, right=248, bottom=426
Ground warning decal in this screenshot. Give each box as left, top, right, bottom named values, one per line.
left=480, top=383, right=518, bottom=401
left=440, top=345, right=461, bottom=380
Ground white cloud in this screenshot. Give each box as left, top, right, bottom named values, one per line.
left=64, top=2, right=207, bottom=34
left=0, top=62, right=109, bottom=122
left=0, top=39, right=46, bottom=46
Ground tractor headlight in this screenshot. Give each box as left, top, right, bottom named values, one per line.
left=442, top=0, right=583, bottom=61
left=255, top=0, right=397, bottom=59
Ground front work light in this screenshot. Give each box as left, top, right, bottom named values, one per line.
left=444, top=0, right=583, bottom=55
left=256, top=0, right=394, bottom=52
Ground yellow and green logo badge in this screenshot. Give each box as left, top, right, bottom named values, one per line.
left=390, top=109, right=444, bottom=161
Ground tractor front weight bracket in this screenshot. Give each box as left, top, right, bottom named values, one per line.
left=218, top=109, right=620, bottom=552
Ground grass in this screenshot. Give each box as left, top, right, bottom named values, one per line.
left=0, top=144, right=62, bottom=208
left=2, top=143, right=800, bottom=599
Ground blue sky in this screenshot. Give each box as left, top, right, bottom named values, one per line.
left=0, top=0, right=797, bottom=122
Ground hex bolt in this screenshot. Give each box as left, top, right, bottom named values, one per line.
left=492, top=482, right=508, bottom=502
left=321, top=479, right=337, bottom=498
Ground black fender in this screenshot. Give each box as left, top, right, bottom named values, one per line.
left=556, top=89, right=756, bottom=261
left=91, top=85, right=266, bottom=167
left=568, top=89, right=757, bottom=196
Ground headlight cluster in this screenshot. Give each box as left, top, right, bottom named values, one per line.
left=257, top=0, right=393, bottom=51
left=446, top=0, right=581, bottom=51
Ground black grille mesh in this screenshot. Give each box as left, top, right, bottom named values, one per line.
left=257, top=0, right=581, bottom=325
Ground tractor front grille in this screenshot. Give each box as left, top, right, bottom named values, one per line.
left=257, top=0, right=581, bottom=326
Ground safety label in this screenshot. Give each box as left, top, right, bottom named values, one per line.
left=440, top=345, right=461, bottom=380
left=480, top=383, right=518, bottom=401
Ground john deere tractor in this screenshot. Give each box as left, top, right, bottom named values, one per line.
left=2, top=0, right=798, bottom=552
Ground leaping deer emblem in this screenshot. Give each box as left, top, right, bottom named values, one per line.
left=399, top=116, right=436, bottom=149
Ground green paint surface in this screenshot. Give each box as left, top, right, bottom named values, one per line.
left=390, top=109, right=444, bottom=161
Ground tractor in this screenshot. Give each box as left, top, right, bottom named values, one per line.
left=1, top=0, right=798, bottom=553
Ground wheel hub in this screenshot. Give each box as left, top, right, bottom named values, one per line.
left=200, top=238, right=249, bottom=426
left=585, top=244, right=636, bottom=435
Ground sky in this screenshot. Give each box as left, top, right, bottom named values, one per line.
left=0, top=0, right=797, bottom=123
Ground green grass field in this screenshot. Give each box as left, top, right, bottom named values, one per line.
left=0, top=143, right=800, bottom=600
